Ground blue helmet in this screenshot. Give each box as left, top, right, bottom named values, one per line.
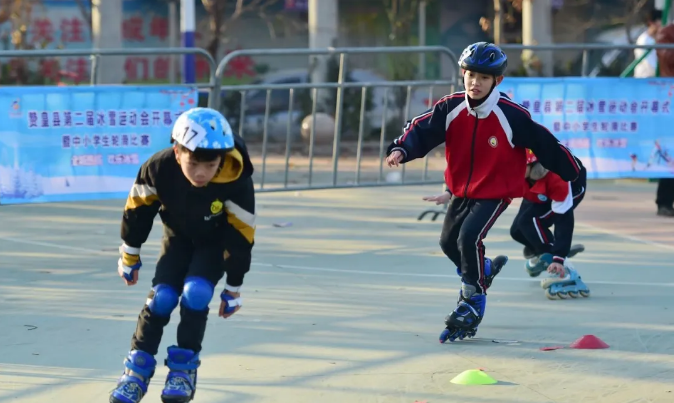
left=171, top=107, right=235, bottom=152
left=458, top=42, right=508, bottom=76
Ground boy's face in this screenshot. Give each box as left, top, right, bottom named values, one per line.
left=526, top=162, right=549, bottom=181
left=463, top=70, right=504, bottom=100
left=648, top=19, right=661, bottom=36
left=174, top=147, right=221, bottom=187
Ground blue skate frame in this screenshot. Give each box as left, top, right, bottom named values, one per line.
left=540, top=263, right=591, bottom=300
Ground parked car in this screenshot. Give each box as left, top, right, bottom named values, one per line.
left=200, top=68, right=444, bottom=141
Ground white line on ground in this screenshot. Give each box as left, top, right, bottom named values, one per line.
left=1, top=220, right=672, bottom=288
left=0, top=235, right=112, bottom=254
left=3, top=220, right=671, bottom=255
left=251, top=262, right=674, bottom=288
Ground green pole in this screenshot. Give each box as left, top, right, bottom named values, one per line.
left=620, top=50, right=651, bottom=77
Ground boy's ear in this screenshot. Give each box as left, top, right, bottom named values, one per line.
left=495, top=75, right=505, bottom=85
left=173, top=145, right=182, bottom=163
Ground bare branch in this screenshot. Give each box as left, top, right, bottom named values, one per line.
left=257, top=10, right=277, bottom=40
left=72, top=0, right=91, bottom=31
left=228, top=0, right=276, bottom=24
left=0, top=0, right=12, bottom=25
left=202, top=0, right=302, bottom=59
left=624, top=0, right=649, bottom=44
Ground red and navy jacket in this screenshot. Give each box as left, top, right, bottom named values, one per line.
left=524, top=166, right=587, bottom=262
left=387, top=89, right=583, bottom=200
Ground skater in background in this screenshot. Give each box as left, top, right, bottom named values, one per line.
left=633, top=8, right=661, bottom=79
left=110, top=107, right=256, bottom=403
left=510, top=149, right=587, bottom=279
left=386, top=42, right=583, bottom=343
left=653, top=19, right=674, bottom=216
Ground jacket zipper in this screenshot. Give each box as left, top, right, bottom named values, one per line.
left=463, top=110, right=479, bottom=197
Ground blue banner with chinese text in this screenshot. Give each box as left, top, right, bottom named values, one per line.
left=0, top=85, right=197, bottom=205
left=499, top=77, right=674, bottom=179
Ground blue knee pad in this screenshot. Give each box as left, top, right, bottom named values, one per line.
left=147, top=284, right=179, bottom=317
left=181, top=276, right=215, bottom=311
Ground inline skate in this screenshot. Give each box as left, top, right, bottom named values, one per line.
left=160, top=346, right=200, bottom=402
left=439, top=255, right=508, bottom=343
left=110, top=350, right=156, bottom=403
left=525, top=244, right=585, bottom=277
left=540, top=260, right=590, bottom=300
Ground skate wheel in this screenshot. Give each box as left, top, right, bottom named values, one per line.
left=545, top=289, right=558, bottom=300
left=579, top=290, right=590, bottom=298
left=557, top=291, right=569, bottom=299
left=568, top=291, right=579, bottom=298
left=440, top=328, right=460, bottom=343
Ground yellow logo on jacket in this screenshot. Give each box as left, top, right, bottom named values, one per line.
left=210, top=199, right=223, bottom=214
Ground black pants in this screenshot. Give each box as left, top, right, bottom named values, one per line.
left=439, top=197, right=509, bottom=294
left=510, top=192, right=584, bottom=256
left=130, top=230, right=227, bottom=356
left=656, top=178, right=674, bottom=208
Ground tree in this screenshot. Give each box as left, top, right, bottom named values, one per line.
left=0, top=0, right=39, bottom=50
left=72, top=0, right=92, bottom=32
left=624, top=0, right=650, bottom=44
left=201, top=0, right=306, bottom=61
left=480, top=0, right=645, bottom=76
left=376, top=0, right=439, bottom=133
left=0, top=0, right=46, bottom=85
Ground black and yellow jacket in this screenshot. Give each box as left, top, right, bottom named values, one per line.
left=121, top=134, right=255, bottom=287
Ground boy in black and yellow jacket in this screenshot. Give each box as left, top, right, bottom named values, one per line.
left=110, top=107, right=255, bottom=403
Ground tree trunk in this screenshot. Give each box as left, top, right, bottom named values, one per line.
left=493, top=0, right=503, bottom=44
left=202, top=0, right=225, bottom=60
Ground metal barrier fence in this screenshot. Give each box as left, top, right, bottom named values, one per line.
left=0, top=47, right=217, bottom=91
left=211, top=46, right=459, bottom=193
left=499, top=43, right=674, bottom=77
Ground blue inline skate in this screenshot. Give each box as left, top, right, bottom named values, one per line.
left=110, top=350, right=156, bottom=403
left=439, top=255, right=508, bottom=343
left=160, top=346, right=200, bottom=403
left=525, top=244, right=585, bottom=277
left=540, top=261, right=590, bottom=300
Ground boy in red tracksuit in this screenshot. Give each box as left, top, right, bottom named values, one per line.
left=510, top=149, right=587, bottom=278
left=386, top=42, right=583, bottom=343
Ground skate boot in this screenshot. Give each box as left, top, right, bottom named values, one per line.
left=160, top=346, right=200, bottom=403
left=526, top=245, right=583, bottom=260
left=540, top=264, right=590, bottom=300
left=441, top=256, right=508, bottom=343
left=110, top=350, right=156, bottom=403
left=525, top=245, right=585, bottom=277
left=439, top=284, right=486, bottom=343
left=454, top=255, right=509, bottom=289
left=525, top=253, right=553, bottom=277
